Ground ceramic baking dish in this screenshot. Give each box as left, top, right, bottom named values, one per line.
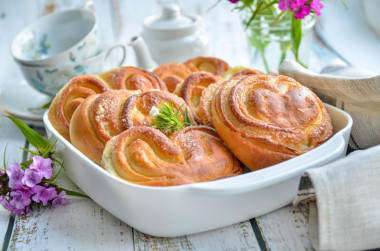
left=43, top=104, right=352, bottom=237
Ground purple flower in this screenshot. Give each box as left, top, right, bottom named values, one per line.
left=32, top=185, right=57, bottom=206
left=9, top=190, right=31, bottom=210
left=294, top=5, right=311, bottom=19
left=51, top=191, right=69, bottom=208
left=11, top=208, right=26, bottom=215
left=0, top=195, right=12, bottom=211
left=310, top=0, right=323, bottom=16
left=22, top=168, right=42, bottom=187
left=229, top=0, right=240, bottom=3
left=29, top=156, right=53, bottom=180
left=6, top=163, right=24, bottom=189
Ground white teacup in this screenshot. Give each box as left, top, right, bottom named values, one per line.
left=11, top=6, right=99, bottom=66
left=17, top=45, right=126, bottom=96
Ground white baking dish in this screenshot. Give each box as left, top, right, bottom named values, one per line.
left=43, top=104, right=352, bottom=237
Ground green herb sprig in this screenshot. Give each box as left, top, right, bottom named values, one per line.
left=152, top=103, right=192, bottom=134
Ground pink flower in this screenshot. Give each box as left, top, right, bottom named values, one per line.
left=278, top=0, right=308, bottom=11
left=32, top=185, right=57, bottom=206
left=51, top=191, right=69, bottom=208
left=29, top=156, right=53, bottom=180
left=294, top=5, right=311, bottom=19
left=6, top=163, right=24, bottom=189
left=22, top=168, right=42, bottom=187
left=229, top=0, right=240, bottom=3
left=310, top=0, right=323, bottom=16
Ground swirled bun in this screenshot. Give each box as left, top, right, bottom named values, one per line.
left=211, top=74, right=333, bottom=171
left=48, top=66, right=167, bottom=141
left=174, top=72, right=220, bottom=123
left=122, top=90, right=197, bottom=130
left=69, top=90, right=140, bottom=164
left=184, top=57, right=230, bottom=76
left=99, top=66, right=167, bottom=92
left=221, top=66, right=264, bottom=79
left=102, top=126, right=244, bottom=186
left=153, top=63, right=197, bottom=92
left=48, top=75, right=110, bottom=140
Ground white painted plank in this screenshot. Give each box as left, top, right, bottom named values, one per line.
left=8, top=198, right=134, bottom=251
left=134, top=220, right=260, bottom=251
left=256, top=204, right=313, bottom=251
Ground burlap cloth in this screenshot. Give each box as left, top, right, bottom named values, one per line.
left=279, top=60, right=380, bottom=250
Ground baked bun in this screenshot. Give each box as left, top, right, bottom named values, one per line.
left=153, top=63, right=196, bottom=92
left=221, top=66, right=264, bottom=79
left=102, top=126, right=244, bottom=186
left=70, top=90, right=140, bottom=164
left=211, top=74, right=333, bottom=171
left=174, top=72, right=220, bottom=123
left=99, top=66, right=167, bottom=92
left=122, top=90, right=197, bottom=130
left=48, top=75, right=110, bottom=140
left=184, top=57, right=230, bottom=76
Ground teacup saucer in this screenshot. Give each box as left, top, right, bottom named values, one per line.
left=0, top=81, right=52, bottom=127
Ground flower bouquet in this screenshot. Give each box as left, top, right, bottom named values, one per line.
left=227, top=0, right=325, bottom=72
left=0, top=117, right=87, bottom=215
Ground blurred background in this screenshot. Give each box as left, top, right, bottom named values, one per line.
left=0, top=0, right=379, bottom=95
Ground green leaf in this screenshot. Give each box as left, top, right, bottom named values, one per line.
left=62, top=189, right=89, bottom=198
left=291, top=16, right=302, bottom=62
left=7, top=116, right=49, bottom=152
left=2, top=145, right=7, bottom=170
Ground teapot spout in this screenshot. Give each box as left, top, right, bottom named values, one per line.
left=129, top=36, right=158, bottom=70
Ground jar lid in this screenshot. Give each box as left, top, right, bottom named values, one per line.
left=143, top=3, right=201, bottom=39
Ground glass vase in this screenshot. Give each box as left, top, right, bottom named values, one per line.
left=242, top=10, right=316, bottom=73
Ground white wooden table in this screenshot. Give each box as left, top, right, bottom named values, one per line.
left=0, top=0, right=374, bottom=250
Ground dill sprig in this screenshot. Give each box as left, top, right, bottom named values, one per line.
left=152, top=102, right=192, bottom=134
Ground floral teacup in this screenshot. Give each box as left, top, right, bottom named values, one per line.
left=11, top=5, right=99, bottom=66
left=17, top=45, right=126, bottom=96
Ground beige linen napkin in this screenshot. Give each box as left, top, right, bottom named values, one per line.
left=293, top=145, right=380, bottom=250
left=279, top=59, right=380, bottom=150
left=280, top=60, right=380, bottom=250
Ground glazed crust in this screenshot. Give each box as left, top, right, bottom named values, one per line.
left=174, top=72, right=220, bottom=123
left=48, top=75, right=110, bottom=141
left=101, top=126, right=244, bottom=186
left=69, top=90, right=140, bottom=164
left=211, top=74, right=333, bottom=171
left=99, top=66, right=167, bottom=92
left=184, top=57, right=230, bottom=76
left=122, top=90, right=197, bottom=130
left=153, top=63, right=196, bottom=92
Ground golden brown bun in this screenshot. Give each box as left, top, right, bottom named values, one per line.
left=184, top=57, right=230, bottom=76
left=49, top=66, right=167, bottom=141
left=101, top=125, right=244, bottom=186
left=211, top=74, right=333, bottom=171
left=221, top=66, right=264, bottom=79
left=174, top=72, right=220, bottom=123
left=99, top=66, right=167, bottom=92
left=153, top=63, right=197, bottom=92
left=122, top=90, right=197, bottom=130
left=48, top=75, right=110, bottom=141
left=70, top=90, right=140, bottom=164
